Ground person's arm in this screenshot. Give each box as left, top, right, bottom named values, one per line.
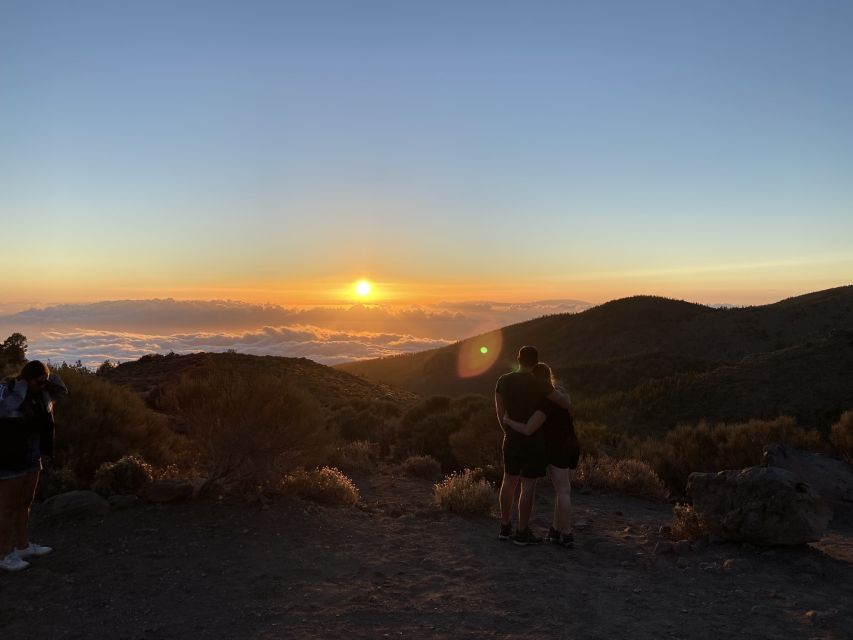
left=0, top=379, right=27, bottom=416
left=503, top=410, right=546, bottom=436
left=495, top=392, right=506, bottom=432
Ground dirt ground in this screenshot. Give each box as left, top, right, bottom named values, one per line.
left=2, top=472, right=851, bottom=640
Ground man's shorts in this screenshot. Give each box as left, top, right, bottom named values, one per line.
left=502, top=433, right=546, bottom=479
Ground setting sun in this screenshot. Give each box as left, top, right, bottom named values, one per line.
left=355, top=279, right=373, bottom=298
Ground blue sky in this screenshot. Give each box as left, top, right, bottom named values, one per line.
left=1, top=0, right=851, bottom=307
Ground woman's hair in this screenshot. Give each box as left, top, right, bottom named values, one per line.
left=532, top=362, right=555, bottom=387
left=19, top=360, right=49, bottom=381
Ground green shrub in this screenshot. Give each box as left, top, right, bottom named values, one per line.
left=434, top=469, right=495, bottom=514
left=401, top=455, right=442, bottom=479
left=51, top=367, right=181, bottom=483
left=329, top=440, right=380, bottom=474
left=92, top=455, right=154, bottom=496
left=281, top=467, right=360, bottom=505
left=155, top=367, right=330, bottom=488
left=622, top=416, right=824, bottom=494
left=830, top=410, right=853, bottom=461
left=574, top=454, right=669, bottom=501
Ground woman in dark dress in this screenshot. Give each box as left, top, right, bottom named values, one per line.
left=503, top=363, right=579, bottom=548
left=0, top=361, right=67, bottom=572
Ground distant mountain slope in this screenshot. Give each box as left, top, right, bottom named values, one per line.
left=338, top=286, right=853, bottom=429
left=102, top=351, right=419, bottom=410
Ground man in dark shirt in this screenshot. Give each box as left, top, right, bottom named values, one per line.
left=494, top=345, right=571, bottom=545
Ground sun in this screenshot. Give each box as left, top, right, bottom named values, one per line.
left=355, top=279, right=372, bottom=297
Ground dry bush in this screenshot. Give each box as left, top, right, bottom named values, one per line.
left=330, top=440, right=380, bottom=474
left=574, top=454, right=669, bottom=501
left=434, top=469, right=495, bottom=514
left=36, top=466, right=81, bottom=500
left=830, top=410, right=853, bottom=461
left=574, top=421, right=619, bottom=456
left=623, top=416, right=824, bottom=494
left=156, top=367, right=330, bottom=489
left=92, top=455, right=154, bottom=497
left=280, top=467, right=360, bottom=506
left=671, top=503, right=707, bottom=541
left=401, top=455, right=442, bottom=480
left=51, top=367, right=181, bottom=483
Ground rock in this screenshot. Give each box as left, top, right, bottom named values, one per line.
left=763, top=444, right=853, bottom=510
left=686, top=467, right=832, bottom=545
left=674, top=540, right=692, bottom=555
left=676, top=557, right=689, bottom=569
left=750, top=605, right=770, bottom=615
left=145, top=479, right=194, bottom=503
left=108, top=494, right=139, bottom=510
left=654, top=541, right=674, bottom=555
left=41, top=490, right=110, bottom=520
left=722, top=558, right=753, bottom=573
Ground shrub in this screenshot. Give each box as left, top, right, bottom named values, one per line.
left=574, top=421, right=620, bottom=456
left=623, top=416, right=824, bottom=494
left=92, top=455, right=154, bottom=496
left=155, top=367, right=330, bottom=489
left=434, top=469, right=495, bottom=514
left=51, top=367, right=181, bottom=483
left=830, top=410, right=853, bottom=461
left=330, top=440, right=380, bottom=474
left=281, top=467, right=360, bottom=506
left=332, top=399, right=401, bottom=450
left=401, top=455, right=442, bottom=479
left=671, top=503, right=707, bottom=541
left=448, top=403, right=503, bottom=472
left=36, top=466, right=81, bottom=500
left=574, top=455, right=669, bottom=501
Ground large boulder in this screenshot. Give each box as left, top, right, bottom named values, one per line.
left=40, top=490, right=110, bottom=520
left=763, top=444, right=853, bottom=510
left=686, top=467, right=832, bottom=545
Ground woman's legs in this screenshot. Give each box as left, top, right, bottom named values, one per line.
left=0, top=477, right=24, bottom=557
left=14, top=471, right=40, bottom=550
left=548, top=465, right=573, bottom=533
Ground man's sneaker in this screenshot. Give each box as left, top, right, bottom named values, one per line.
left=498, top=523, right=513, bottom=541
left=560, top=532, right=575, bottom=549
left=513, top=528, right=543, bottom=546
left=545, top=526, right=561, bottom=544
left=0, top=552, right=30, bottom=572
left=15, top=543, right=52, bottom=559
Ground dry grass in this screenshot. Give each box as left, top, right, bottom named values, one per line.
left=574, top=454, right=669, bottom=501
left=281, top=467, right=360, bottom=506
left=671, top=503, right=707, bottom=541
left=329, top=440, right=381, bottom=474
left=434, top=469, right=495, bottom=514
left=92, top=455, right=155, bottom=497
left=830, top=410, right=853, bottom=461
left=401, top=455, right=443, bottom=480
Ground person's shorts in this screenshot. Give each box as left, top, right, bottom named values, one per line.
left=503, top=434, right=547, bottom=479
left=0, top=436, right=41, bottom=481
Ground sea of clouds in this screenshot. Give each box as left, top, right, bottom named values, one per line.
left=0, top=298, right=590, bottom=368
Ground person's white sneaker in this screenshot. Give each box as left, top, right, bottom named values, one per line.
left=15, top=543, right=53, bottom=559
left=0, top=552, right=30, bottom=572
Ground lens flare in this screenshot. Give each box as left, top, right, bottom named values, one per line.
left=457, top=330, right=502, bottom=378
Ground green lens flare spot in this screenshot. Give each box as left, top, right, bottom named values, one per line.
left=480, top=346, right=489, bottom=354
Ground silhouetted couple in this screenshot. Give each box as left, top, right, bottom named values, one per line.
left=495, top=346, right=579, bottom=547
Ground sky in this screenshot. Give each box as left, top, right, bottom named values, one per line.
left=1, top=1, right=852, bottom=365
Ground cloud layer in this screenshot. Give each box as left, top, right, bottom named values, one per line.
left=0, top=298, right=591, bottom=368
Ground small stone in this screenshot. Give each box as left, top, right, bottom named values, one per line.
left=677, top=557, right=689, bottom=569
left=723, top=558, right=753, bottom=573
left=654, top=541, right=674, bottom=555
left=750, top=605, right=769, bottom=615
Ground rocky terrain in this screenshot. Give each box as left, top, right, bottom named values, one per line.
left=2, top=472, right=851, bottom=640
